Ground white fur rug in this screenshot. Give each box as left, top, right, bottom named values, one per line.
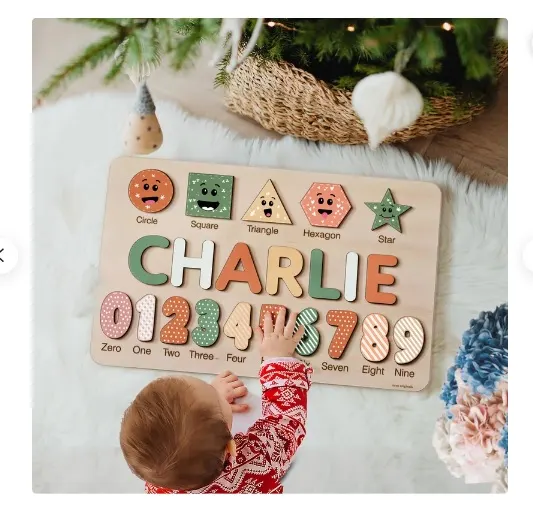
left=32, top=93, right=507, bottom=493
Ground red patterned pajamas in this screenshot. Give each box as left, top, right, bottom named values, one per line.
left=145, top=358, right=312, bottom=494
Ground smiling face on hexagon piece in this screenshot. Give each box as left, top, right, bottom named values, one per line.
left=185, top=172, right=234, bottom=220
left=300, top=183, right=352, bottom=228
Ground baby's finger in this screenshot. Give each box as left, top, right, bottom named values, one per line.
left=231, top=403, right=249, bottom=413
left=232, top=385, right=248, bottom=398
left=254, top=326, right=264, bottom=341
left=263, top=312, right=273, bottom=334
left=274, top=307, right=286, bottom=335
left=292, top=324, right=305, bottom=343
left=230, top=379, right=244, bottom=389
left=219, top=370, right=232, bottom=378
left=284, top=311, right=297, bottom=338
left=224, top=373, right=238, bottom=383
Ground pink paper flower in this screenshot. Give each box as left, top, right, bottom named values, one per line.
left=447, top=370, right=507, bottom=484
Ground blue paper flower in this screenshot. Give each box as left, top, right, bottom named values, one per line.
left=499, top=418, right=508, bottom=466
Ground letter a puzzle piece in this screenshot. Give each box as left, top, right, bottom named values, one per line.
left=301, top=183, right=352, bottom=228
left=241, top=179, right=292, bottom=225
left=185, top=172, right=234, bottom=220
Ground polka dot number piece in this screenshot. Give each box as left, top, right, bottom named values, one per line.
left=128, top=169, right=174, bottom=213
left=100, top=291, right=133, bottom=339
left=136, top=294, right=156, bottom=342
left=192, top=299, right=221, bottom=347
left=160, top=296, right=190, bottom=345
left=365, top=188, right=411, bottom=233
left=326, top=310, right=358, bottom=360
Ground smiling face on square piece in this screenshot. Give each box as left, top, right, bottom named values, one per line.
left=128, top=169, right=174, bottom=213
left=301, top=183, right=352, bottom=228
left=185, top=173, right=234, bottom=220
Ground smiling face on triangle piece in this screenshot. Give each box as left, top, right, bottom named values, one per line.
left=300, top=182, right=352, bottom=228
left=128, top=169, right=174, bottom=213
left=241, top=180, right=292, bottom=225
left=185, top=173, right=234, bottom=220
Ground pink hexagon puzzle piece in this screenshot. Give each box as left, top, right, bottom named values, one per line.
left=300, top=183, right=352, bottom=228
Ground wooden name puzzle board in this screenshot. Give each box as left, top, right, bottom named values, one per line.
left=91, top=157, right=442, bottom=391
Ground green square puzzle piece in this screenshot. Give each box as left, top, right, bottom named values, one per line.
left=185, top=172, right=234, bottom=220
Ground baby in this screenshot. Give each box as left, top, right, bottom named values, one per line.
left=120, top=308, right=312, bottom=494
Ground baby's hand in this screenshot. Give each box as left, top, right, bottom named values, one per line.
left=254, top=308, right=304, bottom=359
left=211, top=371, right=249, bottom=413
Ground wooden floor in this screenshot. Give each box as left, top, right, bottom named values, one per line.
left=32, top=19, right=507, bottom=186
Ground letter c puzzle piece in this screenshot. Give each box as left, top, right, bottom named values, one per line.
left=300, top=182, right=352, bottom=228
left=100, top=291, right=133, bottom=339
left=393, top=316, right=425, bottom=364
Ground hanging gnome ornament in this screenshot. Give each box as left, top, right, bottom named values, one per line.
left=352, top=39, right=423, bottom=149
left=116, top=41, right=163, bottom=155
left=123, top=81, right=163, bottom=155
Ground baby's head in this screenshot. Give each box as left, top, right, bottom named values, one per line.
left=120, top=375, right=234, bottom=491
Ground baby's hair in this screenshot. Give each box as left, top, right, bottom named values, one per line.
left=120, top=376, right=232, bottom=491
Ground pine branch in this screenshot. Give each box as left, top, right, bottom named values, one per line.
left=63, top=18, right=126, bottom=30
left=37, top=33, right=123, bottom=98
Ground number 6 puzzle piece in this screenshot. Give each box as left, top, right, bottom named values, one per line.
left=224, top=302, right=253, bottom=351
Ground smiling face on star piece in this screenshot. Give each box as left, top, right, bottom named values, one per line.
left=128, top=169, right=174, bottom=213
left=365, top=188, right=412, bottom=233
left=185, top=173, right=234, bottom=220
left=300, top=183, right=352, bottom=228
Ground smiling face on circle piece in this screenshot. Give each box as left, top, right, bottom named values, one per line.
left=185, top=172, right=234, bottom=220
left=300, top=183, right=352, bottom=228
left=128, top=169, right=174, bottom=213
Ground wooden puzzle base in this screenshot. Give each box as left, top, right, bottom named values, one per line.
left=91, top=157, right=441, bottom=391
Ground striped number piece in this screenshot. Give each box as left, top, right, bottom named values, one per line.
left=224, top=302, right=253, bottom=351
left=100, top=291, right=133, bottom=339
left=259, top=304, right=287, bottom=332
left=360, top=313, right=390, bottom=362
left=160, top=296, right=190, bottom=345
left=393, top=317, right=425, bottom=364
left=295, top=308, right=320, bottom=356
left=192, top=299, right=220, bottom=347
left=136, top=294, right=156, bottom=342
left=326, top=310, right=358, bottom=359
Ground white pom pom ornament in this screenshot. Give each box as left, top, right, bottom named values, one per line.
left=352, top=71, right=423, bottom=149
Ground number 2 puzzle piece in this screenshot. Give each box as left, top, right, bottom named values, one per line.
left=241, top=180, right=292, bottom=225
left=300, top=183, right=352, bottom=228
left=185, top=172, right=234, bottom=220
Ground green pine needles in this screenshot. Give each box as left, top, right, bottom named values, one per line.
left=38, top=18, right=505, bottom=112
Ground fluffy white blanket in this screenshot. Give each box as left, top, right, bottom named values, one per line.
left=32, top=93, right=507, bottom=493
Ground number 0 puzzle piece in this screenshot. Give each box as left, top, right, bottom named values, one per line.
left=185, top=172, right=234, bottom=220
left=300, top=183, right=352, bottom=228
left=241, top=180, right=292, bottom=225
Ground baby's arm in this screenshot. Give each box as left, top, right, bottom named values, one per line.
left=245, top=309, right=312, bottom=479
left=247, top=357, right=311, bottom=479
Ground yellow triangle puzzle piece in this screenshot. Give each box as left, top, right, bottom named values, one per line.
left=241, top=180, right=292, bottom=225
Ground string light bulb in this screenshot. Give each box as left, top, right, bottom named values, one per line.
left=267, top=21, right=276, bottom=27
left=347, top=25, right=355, bottom=32
left=442, top=22, right=453, bottom=31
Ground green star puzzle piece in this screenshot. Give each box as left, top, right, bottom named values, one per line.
left=185, top=172, right=234, bottom=220
left=365, top=188, right=412, bottom=233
